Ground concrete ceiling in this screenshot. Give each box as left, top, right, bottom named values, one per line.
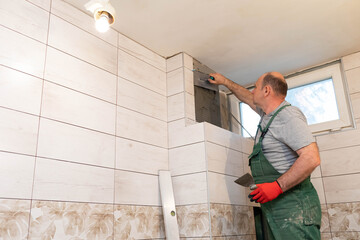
left=64, top=0, right=360, bottom=86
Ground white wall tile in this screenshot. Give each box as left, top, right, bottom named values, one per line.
left=168, top=120, right=205, bottom=148
left=116, top=106, right=167, bottom=148
left=0, top=26, right=46, bottom=78
left=316, top=127, right=360, bottom=151
left=169, top=142, right=206, bottom=176
left=0, top=108, right=39, bottom=155
left=184, top=68, right=194, bottom=95
left=45, top=47, right=117, bottom=103
left=243, top=153, right=251, bottom=174
left=0, top=66, right=42, bottom=115
left=208, top=172, right=246, bottom=205
left=242, top=138, right=254, bottom=154
left=342, top=52, right=360, bottom=71
left=206, top=142, right=243, bottom=177
left=323, top=173, right=360, bottom=203
left=118, top=33, right=166, bottom=71
left=118, top=77, right=167, bottom=121
left=312, top=178, right=326, bottom=204
left=345, top=67, right=360, bottom=94
left=33, top=158, right=114, bottom=203
left=37, top=118, right=115, bottom=168
left=351, top=92, right=360, bottom=119
left=0, top=0, right=49, bottom=43
left=48, top=15, right=117, bottom=74
left=204, top=122, right=242, bottom=152
left=114, top=170, right=160, bottom=205
left=41, top=81, right=116, bottom=134
left=118, top=50, right=166, bottom=96
left=320, top=145, right=360, bottom=177
left=311, top=165, right=322, bottom=178
left=167, top=53, right=182, bottom=72
left=183, top=53, right=193, bottom=70
left=168, top=93, right=185, bottom=121
left=172, top=172, right=208, bottom=205
left=51, top=0, right=117, bottom=46
left=116, top=137, right=168, bottom=174
left=185, top=92, right=195, bottom=120
left=167, top=68, right=184, bottom=96
left=0, top=152, right=35, bottom=199
left=26, top=0, right=51, bottom=11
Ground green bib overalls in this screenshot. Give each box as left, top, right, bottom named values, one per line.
left=249, top=105, right=321, bottom=240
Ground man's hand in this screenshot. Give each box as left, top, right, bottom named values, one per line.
left=249, top=181, right=283, bottom=204
left=208, top=73, right=229, bottom=85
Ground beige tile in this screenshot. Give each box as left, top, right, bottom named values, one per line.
left=342, top=51, right=360, bottom=71
left=320, top=145, right=360, bottom=176
left=168, top=120, right=205, bottom=148
left=114, top=170, right=160, bottom=205
left=0, top=0, right=49, bottom=43
left=118, top=49, right=166, bottom=96
left=345, top=67, right=360, bottom=94
left=169, top=142, right=206, bottom=176
left=167, top=68, right=184, bottom=96
left=51, top=0, right=117, bottom=46
left=0, top=66, right=42, bottom=115
left=208, top=172, right=247, bottom=205
left=210, top=203, right=255, bottom=236
left=116, top=137, right=168, bottom=174
left=41, top=81, right=116, bottom=134
left=204, top=122, right=242, bottom=152
left=185, top=92, right=195, bottom=120
left=183, top=53, right=193, bottom=70
left=0, top=152, right=35, bottom=199
left=0, top=26, right=46, bottom=78
left=29, top=201, right=113, bottom=239
left=184, top=68, right=195, bottom=95
left=27, top=0, right=51, bottom=11
left=37, top=118, right=115, bottom=168
left=312, top=178, right=326, bottom=204
left=206, top=142, right=244, bottom=177
left=0, top=199, right=31, bottom=239
left=118, top=77, right=167, bottom=121
left=243, top=153, right=251, bottom=175
left=33, top=158, right=114, bottom=203
left=242, top=138, right=254, bottom=154
left=321, top=204, right=330, bottom=233
left=48, top=15, right=117, bottom=74
left=316, top=127, right=360, bottom=151
left=351, top=92, right=360, bottom=119
left=312, top=165, right=322, bottom=178
left=116, top=106, right=167, bottom=148
left=331, top=231, right=360, bottom=240
left=320, top=233, right=332, bottom=240
left=118, top=33, right=166, bottom=71
left=168, top=93, right=185, bottom=121
left=176, top=204, right=210, bottom=238
left=45, top=47, right=117, bottom=103
left=323, top=173, right=360, bottom=203
left=167, top=53, right=183, bottom=72
left=114, top=205, right=165, bottom=239
left=172, top=172, right=208, bottom=205
left=328, top=202, right=360, bottom=232
left=0, top=108, right=39, bottom=155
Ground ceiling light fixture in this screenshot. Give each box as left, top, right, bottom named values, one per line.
left=85, top=0, right=116, bottom=33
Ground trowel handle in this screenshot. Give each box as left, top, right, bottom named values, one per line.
left=209, top=76, right=215, bottom=80
left=250, top=184, right=257, bottom=190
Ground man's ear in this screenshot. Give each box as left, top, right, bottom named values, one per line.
left=264, top=85, right=271, bottom=96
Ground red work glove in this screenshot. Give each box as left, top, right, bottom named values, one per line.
left=249, top=181, right=283, bottom=204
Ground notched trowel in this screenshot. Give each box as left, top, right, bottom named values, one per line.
left=234, top=173, right=257, bottom=190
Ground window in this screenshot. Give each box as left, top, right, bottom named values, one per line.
left=235, top=62, right=352, bottom=138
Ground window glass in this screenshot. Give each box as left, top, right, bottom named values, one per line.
left=240, top=102, right=260, bottom=138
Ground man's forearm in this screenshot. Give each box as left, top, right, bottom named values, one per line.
left=221, top=78, right=256, bottom=111
left=277, top=142, right=320, bottom=192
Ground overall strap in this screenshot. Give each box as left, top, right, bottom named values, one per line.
left=259, top=104, right=291, bottom=141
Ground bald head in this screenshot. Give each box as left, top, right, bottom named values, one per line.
left=261, top=72, right=288, bottom=97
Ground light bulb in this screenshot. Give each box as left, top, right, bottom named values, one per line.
left=95, top=14, right=110, bottom=32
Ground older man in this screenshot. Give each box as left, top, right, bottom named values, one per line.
left=209, top=72, right=321, bottom=239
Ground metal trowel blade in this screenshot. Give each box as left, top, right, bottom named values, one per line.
left=234, top=173, right=257, bottom=190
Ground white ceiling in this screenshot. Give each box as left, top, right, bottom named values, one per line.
left=65, top=0, right=360, bottom=86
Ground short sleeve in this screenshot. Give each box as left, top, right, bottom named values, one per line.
left=278, top=112, right=315, bottom=151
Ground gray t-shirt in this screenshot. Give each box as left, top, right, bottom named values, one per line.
left=255, top=101, right=314, bottom=174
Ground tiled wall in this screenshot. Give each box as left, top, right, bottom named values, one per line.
left=0, top=0, right=167, bottom=239
left=312, top=52, right=360, bottom=240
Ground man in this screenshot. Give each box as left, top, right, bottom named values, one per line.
left=208, top=72, right=321, bottom=239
